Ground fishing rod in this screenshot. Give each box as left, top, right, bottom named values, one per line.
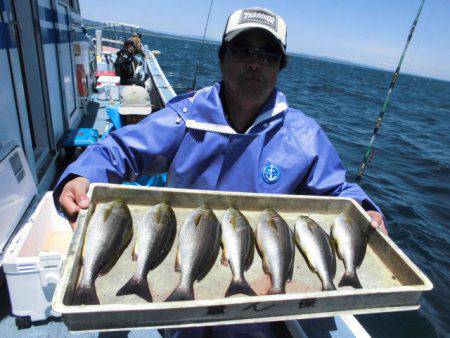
left=355, top=0, right=425, bottom=183
left=191, top=0, right=214, bottom=91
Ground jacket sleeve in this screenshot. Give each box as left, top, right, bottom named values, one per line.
left=53, top=107, right=185, bottom=207
left=296, top=125, right=383, bottom=215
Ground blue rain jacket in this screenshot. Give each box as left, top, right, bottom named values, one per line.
left=54, top=82, right=381, bottom=214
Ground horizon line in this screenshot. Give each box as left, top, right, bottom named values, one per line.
left=83, top=17, right=450, bottom=83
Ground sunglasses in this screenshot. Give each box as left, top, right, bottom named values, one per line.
left=227, top=45, right=282, bottom=66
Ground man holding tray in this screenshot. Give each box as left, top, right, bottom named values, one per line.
left=55, top=7, right=386, bottom=234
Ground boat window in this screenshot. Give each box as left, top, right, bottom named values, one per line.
left=11, top=0, right=54, bottom=179
left=59, top=0, right=80, bottom=13
left=56, top=3, right=78, bottom=126
left=71, top=0, right=80, bottom=13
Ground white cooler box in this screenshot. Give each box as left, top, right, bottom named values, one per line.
left=2, top=192, right=72, bottom=322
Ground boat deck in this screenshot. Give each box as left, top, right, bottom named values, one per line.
left=80, top=97, right=114, bottom=137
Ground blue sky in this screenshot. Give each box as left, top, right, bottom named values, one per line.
left=80, top=0, right=450, bottom=81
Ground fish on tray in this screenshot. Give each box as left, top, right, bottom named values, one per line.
left=295, top=215, right=336, bottom=291
left=74, top=200, right=133, bottom=305
left=221, top=207, right=256, bottom=297
left=330, top=213, right=368, bottom=288
left=256, top=209, right=295, bottom=295
left=117, top=203, right=176, bottom=302
left=166, top=206, right=221, bottom=301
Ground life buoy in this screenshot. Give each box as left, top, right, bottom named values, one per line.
left=76, top=64, right=89, bottom=97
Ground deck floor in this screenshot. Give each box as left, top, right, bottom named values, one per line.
left=0, top=279, right=160, bottom=337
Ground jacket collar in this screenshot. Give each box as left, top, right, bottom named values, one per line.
left=176, top=82, right=289, bottom=135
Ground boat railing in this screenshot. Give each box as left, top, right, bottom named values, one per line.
left=145, top=51, right=177, bottom=106
left=93, top=37, right=123, bottom=48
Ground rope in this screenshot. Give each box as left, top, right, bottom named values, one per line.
left=191, top=0, right=214, bottom=91
left=355, top=0, right=426, bottom=183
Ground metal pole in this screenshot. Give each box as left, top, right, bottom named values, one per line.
left=113, top=23, right=118, bottom=41
left=95, top=29, right=102, bottom=54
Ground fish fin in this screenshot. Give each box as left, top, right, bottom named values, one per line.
left=287, top=258, right=294, bottom=282
left=81, top=226, right=91, bottom=259
left=329, top=232, right=342, bottom=261
left=261, top=256, right=270, bottom=275
left=225, top=278, right=256, bottom=297
left=322, top=281, right=337, bottom=291
left=175, top=249, right=181, bottom=272
left=221, top=249, right=229, bottom=267
left=165, top=285, right=194, bottom=302
left=74, top=280, right=99, bottom=305
left=330, top=250, right=337, bottom=279
left=329, top=223, right=335, bottom=242
left=230, top=214, right=238, bottom=230
left=102, top=204, right=113, bottom=223
left=194, top=213, right=202, bottom=227
left=116, top=274, right=152, bottom=302
left=244, top=228, right=256, bottom=271
left=82, top=242, right=87, bottom=260
left=299, top=248, right=316, bottom=273
left=132, top=242, right=138, bottom=261
left=256, top=234, right=270, bottom=274
left=287, top=228, right=295, bottom=281
left=356, top=236, right=368, bottom=268
left=164, top=213, right=177, bottom=256
left=328, top=235, right=337, bottom=278
left=154, top=207, right=161, bottom=224
left=338, top=271, right=362, bottom=289
left=99, top=261, right=115, bottom=276
left=267, top=218, right=277, bottom=230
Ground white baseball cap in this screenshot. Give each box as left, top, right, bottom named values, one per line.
left=223, top=7, right=287, bottom=54
left=119, top=85, right=152, bottom=116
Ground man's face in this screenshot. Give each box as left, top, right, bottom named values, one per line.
left=220, top=29, right=282, bottom=102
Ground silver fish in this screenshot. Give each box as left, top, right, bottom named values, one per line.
left=256, top=209, right=295, bottom=295
left=166, top=206, right=221, bottom=301
left=330, top=213, right=367, bottom=288
left=295, top=216, right=336, bottom=291
left=116, top=203, right=176, bottom=302
left=75, top=200, right=133, bottom=305
left=221, top=207, right=256, bottom=297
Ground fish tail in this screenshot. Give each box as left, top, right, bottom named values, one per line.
left=165, top=284, right=194, bottom=302
left=225, top=277, right=256, bottom=297
left=74, top=280, right=99, bottom=305
left=322, top=281, right=337, bottom=291
left=116, top=274, right=152, bottom=302
left=338, top=271, right=362, bottom=289
left=267, top=286, right=285, bottom=295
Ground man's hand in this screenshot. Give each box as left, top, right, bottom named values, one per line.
left=367, top=210, right=387, bottom=235
left=58, top=177, right=90, bottom=230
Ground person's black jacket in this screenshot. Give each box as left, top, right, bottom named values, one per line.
left=114, top=49, right=134, bottom=85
